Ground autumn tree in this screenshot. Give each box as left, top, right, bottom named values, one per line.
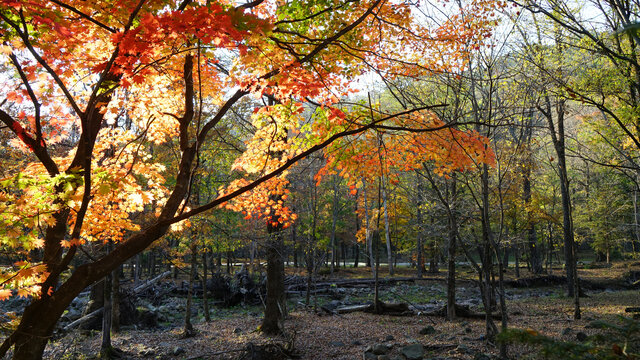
left=0, top=0, right=502, bottom=357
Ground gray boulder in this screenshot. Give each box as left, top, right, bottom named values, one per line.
left=401, top=344, right=424, bottom=360
left=372, top=344, right=389, bottom=355
left=419, top=326, right=436, bottom=335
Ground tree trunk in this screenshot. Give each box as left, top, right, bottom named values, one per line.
left=262, top=228, right=285, bottom=334
left=373, top=230, right=381, bottom=313
left=446, top=176, right=458, bottom=321
left=353, top=243, right=360, bottom=268
left=634, top=182, right=640, bottom=258
left=330, top=176, right=339, bottom=274
left=542, top=97, right=580, bottom=318
left=250, top=239, right=256, bottom=270
left=481, top=163, right=499, bottom=342
left=100, top=270, right=113, bottom=357
left=111, top=266, right=120, bottom=334
left=496, top=246, right=508, bottom=360
left=292, top=220, right=298, bottom=268
left=514, top=241, right=520, bottom=278
left=382, top=176, right=394, bottom=276
left=184, top=243, right=197, bottom=337
left=548, top=222, right=554, bottom=273
left=502, top=246, right=509, bottom=270
left=202, top=252, right=211, bottom=322
left=354, top=190, right=360, bottom=268
left=305, top=246, right=314, bottom=306
left=262, top=150, right=287, bottom=335
left=134, top=253, right=142, bottom=284
left=150, top=250, right=156, bottom=277
left=524, top=157, right=543, bottom=274
left=416, top=173, right=424, bottom=278
left=363, top=180, right=374, bottom=275
left=7, top=299, right=70, bottom=359
left=429, top=256, right=438, bottom=273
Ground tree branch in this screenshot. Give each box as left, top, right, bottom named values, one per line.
left=47, top=0, right=116, bottom=33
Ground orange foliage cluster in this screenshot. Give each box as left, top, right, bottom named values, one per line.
left=318, top=112, right=495, bottom=185
left=221, top=102, right=305, bottom=227
left=97, top=5, right=265, bottom=84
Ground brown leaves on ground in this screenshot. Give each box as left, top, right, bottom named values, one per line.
left=43, top=288, right=640, bottom=360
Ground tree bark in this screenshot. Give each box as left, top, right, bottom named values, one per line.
left=416, top=172, right=424, bottom=278
left=134, top=254, right=141, bottom=284
left=481, top=162, right=499, bottom=342
left=354, top=190, right=360, bottom=268
left=262, top=225, right=285, bottom=334
left=184, top=243, right=197, bottom=337
left=202, top=252, right=211, bottom=322
left=363, top=180, right=374, bottom=275
left=100, top=269, right=113, bottom=357
left=523, top=117, right=543, bottom=275
left=292, top=220, right=298, bottom=268
left=524, top=172, right=543, bottom=274
left=541, top=97, right=580, bottom=318
left=373, top=230, right=381, bottom=313
left=305, top=246, right=314, bottom=306
left=382, top=175, right=394, bottom=276
left=330, top=175, right=339, bottom=274
left=446, top=176, right=458, bottom=321
left=262, top=131, right=287, bottom=336
left=633, top=181, right=640, bottom=257
left=111, top=266, right=120, bottom=333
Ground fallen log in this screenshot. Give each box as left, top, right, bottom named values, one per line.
left=133, top=270, right=172, bottom=294
left=364, top=301, right=412, bottom=316
left=62, top=308, right=103, bottom=332
left=333, top=301, right=413, bottom=316
left=335, top=304, right=371, bottom=314
left=420, top=303, right=502, bottom=320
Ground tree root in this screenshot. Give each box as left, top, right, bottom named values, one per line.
left=99, top=346, right=123, bottom=359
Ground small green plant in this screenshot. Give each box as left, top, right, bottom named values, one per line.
left=498, top=317, right=640, bottom=359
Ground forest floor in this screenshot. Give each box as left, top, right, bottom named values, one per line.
left=33, top=261, right=640, bottom=359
